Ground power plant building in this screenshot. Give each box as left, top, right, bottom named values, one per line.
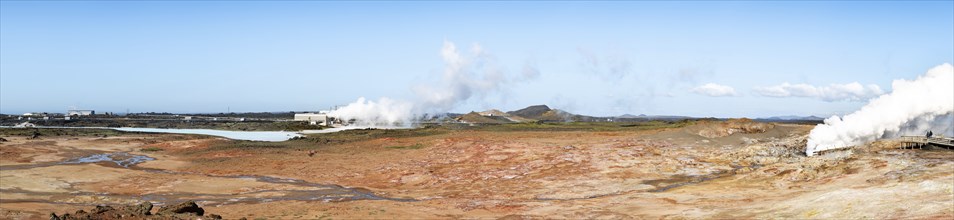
left=294, top=113, right=330, bottom=126
left=67, top=110, right=95, bottom=116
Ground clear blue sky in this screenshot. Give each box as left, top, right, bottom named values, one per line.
left=2, top=1, right=952, bottom=118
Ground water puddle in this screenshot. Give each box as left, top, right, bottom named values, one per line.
left=643, top=164, right=761, bottom=192
left=61, top=152, right=155, bottom=168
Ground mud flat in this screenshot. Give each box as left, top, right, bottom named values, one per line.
left=1, top=121, right=952, bottom=219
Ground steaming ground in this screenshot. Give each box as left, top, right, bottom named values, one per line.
left=2, top=121, right=952, bottom=219
left=807, top=63, right=954, bottom=156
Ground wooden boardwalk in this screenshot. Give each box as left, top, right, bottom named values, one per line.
left=898, top=136, right=954, bottom=149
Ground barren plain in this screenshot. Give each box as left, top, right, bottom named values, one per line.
left=1, top=120, right=952, bottom=219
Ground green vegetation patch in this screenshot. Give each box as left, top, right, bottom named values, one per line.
left=386, top=143, right=426, bottom=150
left=196, top=120, right=693, bottom=154
left=141, top=147, right=164, bottom=152
left=305, top=126, right=448, bottom=143
left=459, top=120, right=693, bottom=132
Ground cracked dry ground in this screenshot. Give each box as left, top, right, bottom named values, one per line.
left=1, top=122, right=953, bottom=219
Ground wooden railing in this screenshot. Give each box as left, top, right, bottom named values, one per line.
left=898, top=136, right=954, bottom=149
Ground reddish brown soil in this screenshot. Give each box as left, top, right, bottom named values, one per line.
left=2, top=123, right=952, bottom=219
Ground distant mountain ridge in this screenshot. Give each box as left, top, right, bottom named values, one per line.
left=450, top=105, right=824, bottom=124
left=616, top=114, right=692, bottom=120
left=757, top=115, right=825, bottom=121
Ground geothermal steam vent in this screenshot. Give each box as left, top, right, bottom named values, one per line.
left=806, top=63, right=954, bottom=156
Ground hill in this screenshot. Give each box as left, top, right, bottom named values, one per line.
left=479, top=109, right=535, bottom=122
left=455, top=112, right=512, bottom=124
left=507, top=105, right=552, bottom=119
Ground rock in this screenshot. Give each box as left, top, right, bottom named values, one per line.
left=696, top=119, right=775, bottom=138
left=51, top=200, right=221, bottom=220
left=91, top=205, right=114, bottom=214
left=158, top=200, right=204, bottom=216
left=122, top=202, right=153, bottom=215
left=0, top=137, right=8, bottom=142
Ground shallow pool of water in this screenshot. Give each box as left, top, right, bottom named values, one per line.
left=113, top=127, right=302, bottom=142
left=61, top=152, right=156, bottom=168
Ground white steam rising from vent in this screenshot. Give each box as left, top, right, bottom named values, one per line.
left=327, top=41, right=536, bottom=127
left=326, top=97, right=413, bottom=127
left=806, top=63, right=954, bottom=156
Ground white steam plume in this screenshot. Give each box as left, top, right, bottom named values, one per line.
left=327, top=97, right=413, bottom=127
left=806, top=63, right=954, bottom=156
left=412, top=41, right=509, bottom=113
left=327, top=41, right=534, bottom=127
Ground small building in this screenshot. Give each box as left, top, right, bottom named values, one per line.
left=294, top=113, right=330, bottom=126
left=67, top=110, right=95, bottom=116
left=23, top=112, right=48, bottom=117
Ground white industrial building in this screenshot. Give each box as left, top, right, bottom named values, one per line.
left=294, top=113, right=330, bottom=126
left=67, top=110, right=95, bottom=116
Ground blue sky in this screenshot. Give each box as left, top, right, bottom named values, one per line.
left=1, top=1, right=952, bottom=118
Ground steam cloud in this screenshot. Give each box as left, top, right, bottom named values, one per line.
left=328, top=41, right=533, bottom=127
left=326, top=97, right=413, bottom=127
left=806, top=63, right=954, bottom=156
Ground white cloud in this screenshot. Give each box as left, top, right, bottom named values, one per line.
left=691, top=83, right=738, bottom=97
left=753, top=82, right=883, bottom=102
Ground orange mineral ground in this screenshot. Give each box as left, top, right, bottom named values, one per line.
left=2, top=121, right=952, bottom=219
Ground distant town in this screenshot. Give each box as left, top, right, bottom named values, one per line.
left=0, top=108, right=340, bottom=131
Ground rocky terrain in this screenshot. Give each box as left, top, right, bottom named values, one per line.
left=0, top=121, right=951, bottom=219
left=50, top=201, right=221, bottom=220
